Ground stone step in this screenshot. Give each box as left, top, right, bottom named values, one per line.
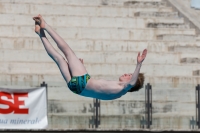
left=147, top=23, right=190, bottom=29
left=46, top=86, right=196, bottom=103
left=1, top=61, right=200, bottom=77
left=181, top=53, right=200, bottom=63
left=1, top=37, right=200, bottom=53
left=0, top=0, right=163, bottom=6
left=47, top=114, right=142, bottom=129
left=123, top=1, right=167, bottom=8
left=0, top=3, right=173, bottom=17
left=39, top=84, right=195, bottom=102
left=0, top=26, right=195, bottom=41
left=48, top=100, right=144, bottom=115
left=169, top=45, right=200, bottom=53
left=157, top=35, right=197, bottom=42
left=0, top=74, right=199, bottom=89
left=0, top=74, right=65, bottom=88
left=181, top=58, right=200, bottom=64
left=193, top=70, right=200, bottom=76
left=0, top=14, right=185, bottom=29
left=151, top=115, right=194, bottom=130
left=135, top=11, right=179, bottom=18
left=1, top=49, right=200, bottom=64
left=196, top=35, right=200, bottom=41
left=47, top=114, right=194, bottom=129
left=46, top=98, right=195, bottom=115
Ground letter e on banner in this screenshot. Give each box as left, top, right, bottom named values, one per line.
left=0, top=92, right=29, bottom=114
left=13, top=93, right=28, bottom=114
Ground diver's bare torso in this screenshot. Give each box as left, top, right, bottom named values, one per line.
left=80, top=78, right=127, bottom=100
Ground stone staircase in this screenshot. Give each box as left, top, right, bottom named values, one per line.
left=0, top=0, right=199, bottom=130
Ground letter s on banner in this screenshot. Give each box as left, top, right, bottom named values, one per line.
left=0, top=92, right=29, bottom=114
left=0, top=92, right=14, bottom=114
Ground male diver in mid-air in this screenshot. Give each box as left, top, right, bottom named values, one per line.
left=33, top=14, right=147, bottom=100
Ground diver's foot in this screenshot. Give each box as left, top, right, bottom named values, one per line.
left=35, top=23, right=41, bottom=36
left=33, top=14, right=47, bottom=29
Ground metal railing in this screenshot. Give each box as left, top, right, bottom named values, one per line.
left=196, top=84, right=200, bottom=128
left=89, top=98, right=101, bottom=128
left=145, top=83, right=152, bottom=129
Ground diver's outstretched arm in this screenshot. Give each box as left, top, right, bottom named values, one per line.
left=124, top=49, right=147, bottom=91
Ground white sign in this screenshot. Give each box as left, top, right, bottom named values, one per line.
left=0, top=87, right=48, bottom=129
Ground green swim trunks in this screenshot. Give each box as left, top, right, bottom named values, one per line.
left=67, top=73, right=91, bottom=94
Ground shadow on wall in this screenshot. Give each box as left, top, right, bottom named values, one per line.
left=191, top=0, right=200, bottom=9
